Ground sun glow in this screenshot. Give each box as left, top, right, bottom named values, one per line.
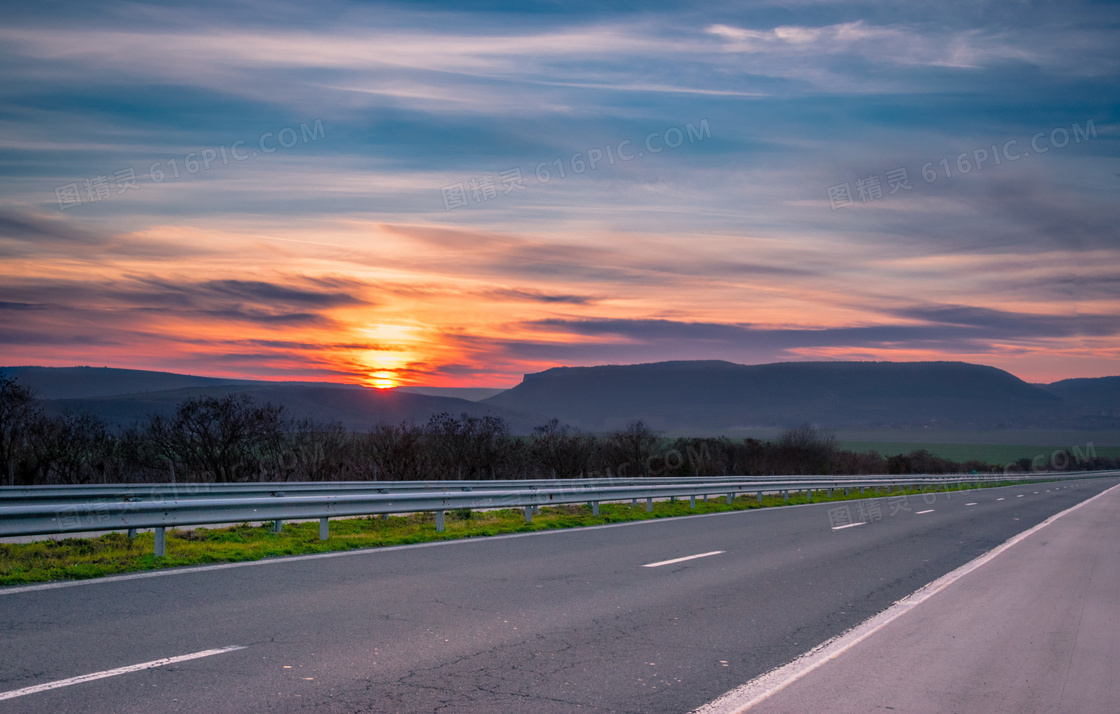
left=369, top=370, right=397, bottom=389
left=354, top=324, right=429, bottom=388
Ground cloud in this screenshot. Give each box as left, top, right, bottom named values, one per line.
left=705, top=21, right=1035, bottom=69
left=0, top=212, right=97, bottom=244
left=886, top=304, right=1120, bottom=339
left=523, top=310, right=1120, bottom=351
left=0, top=1, right=1118, bottom=384
left=157, top=277, right=368, bottom=310
left=481, top=288, right=600, bottom=305
left=0, top=273, right=374, bottom=342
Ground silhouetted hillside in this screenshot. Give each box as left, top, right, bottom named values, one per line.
left=481, top=360, right=1108, bottom=431
left=1, top=367, right=540, bottom=432
left=45, top=384, right=541, bottom=433
left=6, top=362, right=1117, bottom=434
left=397, top=386, right=506, bottom=401
left=2, top=366, right=253, bottom=399
left=1039, top=376, right=1120, bottom=411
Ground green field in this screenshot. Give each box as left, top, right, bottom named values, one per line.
left=840, top=441, right=1120, bottom=465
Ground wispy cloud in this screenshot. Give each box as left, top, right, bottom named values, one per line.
left=0, top=0, right=1117, bottom=384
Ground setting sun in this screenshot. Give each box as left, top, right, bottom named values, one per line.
left=369, top=370, right=398, bottom=389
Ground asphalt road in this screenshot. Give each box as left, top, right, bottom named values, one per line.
left=1, top=477, right=1116, bottom=713
left=730, top=480, right=1120, bottom=714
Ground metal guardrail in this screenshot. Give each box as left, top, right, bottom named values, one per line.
left=0, top=474, right=993, bottom=506
left=2, top=471, right=1116, bottom=556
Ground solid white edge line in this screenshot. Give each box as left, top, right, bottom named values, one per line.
left=643, top=550, right=725, bottom=568
left=830, top=523, right=865, bottom=531
left=0, top=646, right=245, bottom=701
left=691, top=482, right=1120, bottom=714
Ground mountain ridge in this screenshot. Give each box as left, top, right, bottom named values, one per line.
left=3, top=362, right=1117, bottom=434
left=0, top=366, right=539, bottom=433
left=482, top=360, right=1115, bottom=431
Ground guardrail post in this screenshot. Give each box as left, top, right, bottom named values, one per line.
left=631, top=498, right=638, bottom=508
left=690, top=495, right=696, bottom=509
left=435, top=511, right=445, bottom=532
left=592, top=501, right=600, bottom=516
left=646, top=497, right=653, bottom=512
left=727, top=492, right=733, bottom=505
left=319, top=517, right=329, bottom=540
left=127, top=528, right=137, bottom=540
left=272, top=519, right=283, bottom=533
left=756, top=490, right=762, bottom=502
left=524, top=506, right=533, bottom=523
left=154, top=527, right=166, bottom=557
left=782, top=490, right=789, bottom=501
left=827, top=488, right=832, bottom=497
left=806, top=489, right=813, bottom=503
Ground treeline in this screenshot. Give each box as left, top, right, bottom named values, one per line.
left=1, top=374, right=1115, bottom=485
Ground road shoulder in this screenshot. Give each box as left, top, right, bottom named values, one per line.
left=703, top=483, right=1120, bottom=713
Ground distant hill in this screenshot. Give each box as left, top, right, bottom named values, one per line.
left=397, top=386, right=507, bottom=401
left=0, top=366, right=540, bottom=432
left=482, top=360, right=1117, bottom=431
left=1039, top=376, right=1120, bottom=411
left=1, top=366, right=254, bottom=399
left=4, top=362, right=1116, bottom=434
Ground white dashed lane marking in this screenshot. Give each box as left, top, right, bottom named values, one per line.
left=643, top=550, right=725, bottom=568
left=0, top=646, right=246, bottom=702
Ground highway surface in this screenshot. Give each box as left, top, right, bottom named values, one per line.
left=1, top=477, right=1116, bottom=713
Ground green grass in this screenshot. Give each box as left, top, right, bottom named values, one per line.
left=0, top=478, right=1066, bottom=587
left=840, top=441, right=1120, bottom=464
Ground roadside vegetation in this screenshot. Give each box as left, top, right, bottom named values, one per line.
left=2, top=373, right=1114, bottom=487
left=2, top=370, right=1112, bottom=585
left=0, top=479, right=1046, bottom=586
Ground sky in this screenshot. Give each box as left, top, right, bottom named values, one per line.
left=0, top=0, right=1117, bottom=388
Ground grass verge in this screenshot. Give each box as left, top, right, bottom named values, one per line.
left=0, top=479, right=1059, bottom=586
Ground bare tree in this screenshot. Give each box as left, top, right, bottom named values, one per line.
left=0, top=373, right=41, bottom=485
left=775, top=423, right=838, bottom=474
left=361, top=421, right=428, bottom=481
left=602, top=420, right=662, bottom=477
left=24, top=410, right=114, bottom=484
left=279, top=419, right=355, bottom=481
left=425, top=412, right=512, bottom=479
left=528, top=419, right=597, bottom=478
left=143, top=394, right=287, bottom=482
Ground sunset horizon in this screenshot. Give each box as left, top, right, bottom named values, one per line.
left=2, top=356, right=1113, bottom=391
left=2, top=2, right=1117, bottom=390
left=1, top=2, right=1118, bottom=701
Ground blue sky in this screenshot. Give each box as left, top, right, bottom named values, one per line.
left=0, top=0, right=1117, bottom=385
